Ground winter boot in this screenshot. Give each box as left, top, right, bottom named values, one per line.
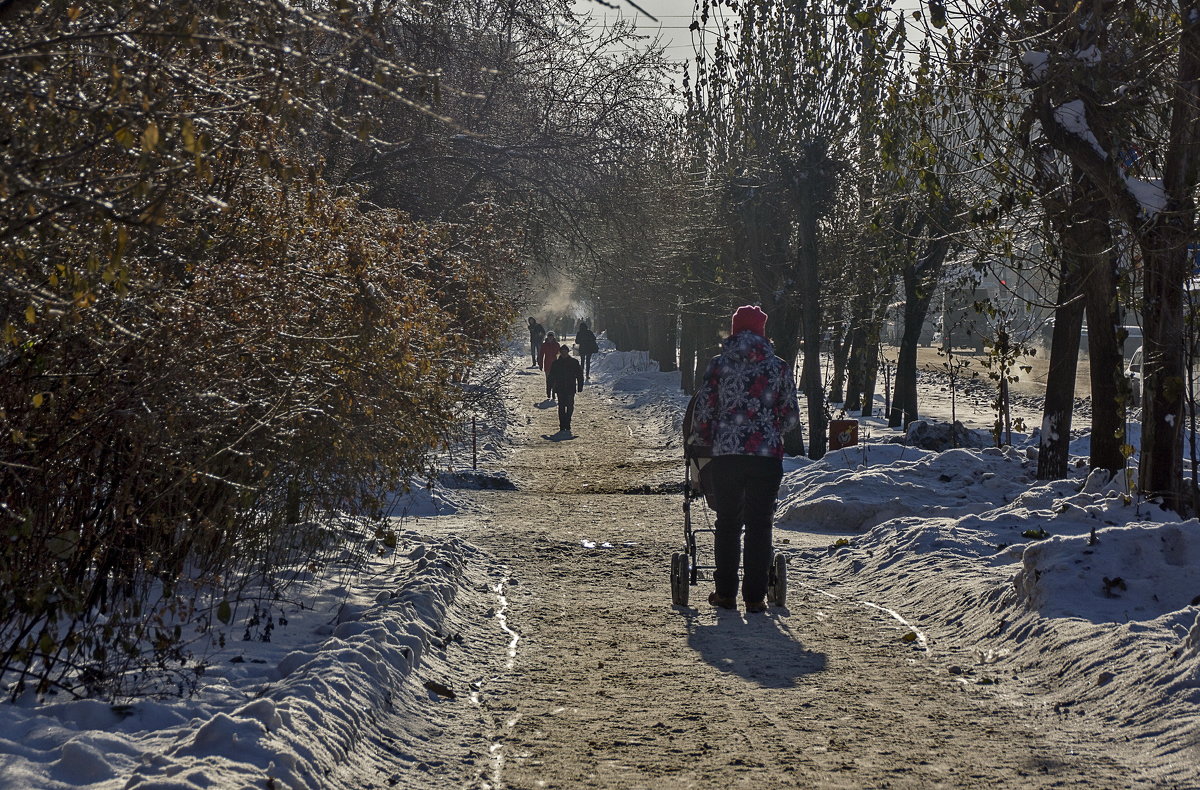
left=708, top=591, right=736, bottom=610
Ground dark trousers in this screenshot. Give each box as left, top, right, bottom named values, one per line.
left=581, top=353, right=592, bottom=379
left=556, top=391, right=576, bottom=431
left=545, top=371, right=554, bottom=400
left=531, top=339, right=540, bottom=366
left=708, top=455, right=783, bottom=603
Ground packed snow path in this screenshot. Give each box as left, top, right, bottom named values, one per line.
left=428, top=354, right=1155, bottom=789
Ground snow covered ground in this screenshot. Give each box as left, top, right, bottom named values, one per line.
left=0, top=343, right=527, bottom=790
left=4, top=334, right=1200, bottom=786
left=0, top=502, right=512, bottom=789
left=586, top=345, right=693, bottom=444
left=782, top=436, right=1200, bottom=777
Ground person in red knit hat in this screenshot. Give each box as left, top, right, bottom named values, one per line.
left=730, top=304, right=768, bottom=337
left=690, top=305, right=799, bottom=613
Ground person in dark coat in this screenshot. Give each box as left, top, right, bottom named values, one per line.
left=548, top=344, right=584, bottom=433
left=528, top=317, right=546, bottom=367
left=575, top=320, right=599, bottom=380
left=538, top=331, right=560, bottom=400
left=691, top=305, right=800, bottom=613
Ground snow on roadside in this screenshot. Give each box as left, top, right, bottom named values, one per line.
left=0, top=522, right=509, bottom=789
left=585, top=334, right=692, bottom=445
left=784, top=451, right=1200, bottom=780
left=777, top=444, right=1034, bottom=533
left=0, top=341, right=529, bottom=790
left=382, top=481, right=466, bottom=518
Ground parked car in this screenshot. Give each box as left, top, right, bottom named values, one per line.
left=1125, top=346, right=1143, bottom=406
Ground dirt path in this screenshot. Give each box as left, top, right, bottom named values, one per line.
left=436, top=356, right=1154, bottom=788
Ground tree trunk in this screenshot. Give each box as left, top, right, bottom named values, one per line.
left=1136, top=12, right=1200, bottom=513
left=861, top=330, right=881, bottom=417
left=760, top=294, right=803, bottom=374
left=1036, top=250, right=1086, bottom=480
left=679, top=310, right=698, bottom=394
left=797, top=204, right=827, bottom=459
left=888, top=213, right=951, bottom=428
left=829, top=325, right=852, bottom=404
left=1139, top=229, right=1189, bottom=511
left=858, top=300, right=889, bottom=417
left=845, top=328, right=865, bottom=412
left=889, top=283, right=925, bottom=429
left=665, top=311, right=678, bottom=373
left=844, top=290, right=877, bottom=412
left=631, top=312, right=650, bottom=351
left=889, top=270, right=935, bottom=427
left=1082, top=232, right=1128, bottom=473
left=694, top=311, right=722, bottom=392
left=648, top=311, right=677, bottom=372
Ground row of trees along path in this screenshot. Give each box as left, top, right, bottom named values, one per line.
left=580, top=0, right=1200, bottom=516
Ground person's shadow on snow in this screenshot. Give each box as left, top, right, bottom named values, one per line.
left=541, top=432, right=575, bottom=442
left=682, top=608, right=825, bottom=688
left=534, top=399, right=556, bottom=409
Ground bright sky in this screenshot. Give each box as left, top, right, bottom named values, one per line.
left=573, top=0, right=701, bottom=62
left=572, top=0, right=926, bottom=68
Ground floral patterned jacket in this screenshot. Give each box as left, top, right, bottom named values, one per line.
left=692, top=331, right=800, bottom=458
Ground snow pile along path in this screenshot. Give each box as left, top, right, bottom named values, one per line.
left=586, top=336, right=692, bottom=445
left=784, top=449, right=1200, bottom=782
left=0, top=523, right=510, bottom=789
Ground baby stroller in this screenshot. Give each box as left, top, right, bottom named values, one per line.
left=671, top=395, right=787, bottom=607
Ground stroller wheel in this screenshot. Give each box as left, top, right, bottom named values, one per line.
left=768, top=553, right=787, bottom=607
left=671, top=552, right=690, bottom=606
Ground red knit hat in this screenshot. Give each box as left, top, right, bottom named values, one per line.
left=731, top=305, right=768, bottom=336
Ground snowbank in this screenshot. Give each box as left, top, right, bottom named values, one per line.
left=786, top=446, right=1200, bottom=779
left=382, top=482, right=466, bottom=518
left=1014, top=521, right=1200, bottom=622
left=586, top=336, right=691, bottom=442
left=778, top=445, right=1034, bottom=533
left=0, top=524, right=507, bottom=789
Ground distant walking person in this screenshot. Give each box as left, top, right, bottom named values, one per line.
left=691, top=305, right=799, bottom=614
left=575, top=320, right=599, bottom=380
left=528, top=317, right=546, bottom=367
left=549, top=344, right=585, bottom=433
left=539, top=331, right=560, bottom=400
